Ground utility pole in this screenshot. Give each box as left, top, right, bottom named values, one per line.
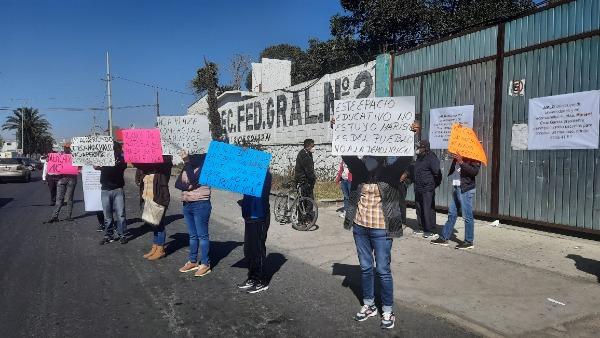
left=106, top=52, right=113, bottom=137
left=21, top=111, right=24, bottom=155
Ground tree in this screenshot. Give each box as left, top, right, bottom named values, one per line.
left=2, top=107, right=54, bottom=155
left=331, top=0, right=534, bottom=53
left=0, top=134, right=4, bottom=149
left=227, top=53, right=251, bottom=90
left=191, top=59, right=223, bottom=140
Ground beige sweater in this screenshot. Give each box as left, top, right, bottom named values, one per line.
left=179, top=168, right=211, bottom=202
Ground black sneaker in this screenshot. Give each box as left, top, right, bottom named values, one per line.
left=354, top=304, right=378, bottom=322
left=380, top=312, right=395, bottom=329
left=96, top=224, right=104, bottom=232
left=431, top=238, right=449, bottom=246
left=119, top=236, right=129, bottom=245
left=247, top=282, right=269, bottom=294
left=237, top=279, right=256, bottom=290
left=423, top=232, right=437, bottom=239
left=99, top=237, right=114, bottom=245
left=456, top=242, right=474, bottom=250
left=412, top=229, right=424, bottom=235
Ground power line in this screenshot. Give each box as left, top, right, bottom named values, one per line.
left=112, top=75, right=195, bottom=96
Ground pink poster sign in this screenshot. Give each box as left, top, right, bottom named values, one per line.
left=47, top=153, right=79, bottom=175
left=122, top=129, right=164, bottom=163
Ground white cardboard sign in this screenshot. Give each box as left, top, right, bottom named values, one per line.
left=332, top=97, right=415, bottom=156
left=82, top=166, right=102, bottom=212
left=157, top=115, right=211, bottom=155
left=528, top=90, right=600, bottom=150
left=428, top=105, right=474, bottom=149
left=511, top=124, right=528, bottom=150
left=71, top=136, right=115, bottom=166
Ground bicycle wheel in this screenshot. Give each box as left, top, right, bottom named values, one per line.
left=291, top=197, right=318, bottom=231
left=273, top=194, right=288, bottom=223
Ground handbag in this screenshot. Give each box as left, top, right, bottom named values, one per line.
left=142, top=199, right=165, bottom=226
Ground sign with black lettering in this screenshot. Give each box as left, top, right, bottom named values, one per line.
left=157, top=115, right=211, bottom=155
left=332, top=97, right=416, bottom=156
left=71, top=136, right=115, bottom=166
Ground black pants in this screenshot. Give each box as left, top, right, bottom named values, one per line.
left=398, top=182, right=408, bottom=225
left=299, top=183, right=314, bottom=200
left=244, top=217, right=270, bottom=284
left=47, top=175, right=59, bottom=204
left=415, top=190, right=436, bottom=233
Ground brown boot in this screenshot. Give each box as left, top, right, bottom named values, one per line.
left=147, top=245, right=166, bottom=261
left=143, top=244, right=157, bottom=259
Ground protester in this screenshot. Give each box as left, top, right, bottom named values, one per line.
left=41, top=155, right=59, bottom=206
left=135, top=156, right=173, bottom=261
left=97, top=142, right=128, bottom=245
left=175, top=151, right=212, bottom=277
left=431, top=154, right=481, bottom=249
left=45, top=146, right=78, bottom=223
left=406, top=139, right=441, bottom=238
left=332, top=116, right=413, bottom=330
left=238, top=170, right=272, bottom=294
left=294, top=138, right=316, bottom=200
left=96, top=212, right=105, bottom=232
left=335, top=159, right=352, bottom=218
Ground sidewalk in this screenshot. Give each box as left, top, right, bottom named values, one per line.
left=207, top=190, right=600, bottom=337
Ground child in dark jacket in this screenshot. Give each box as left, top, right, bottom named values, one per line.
left=237, top=171, right=272, bottom=294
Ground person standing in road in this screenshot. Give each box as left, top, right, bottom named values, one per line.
left=407, top=139, right=441, bottom=238
left=431, top=154, right=481, bottom=250
left=335, top=160, right=352, bottom=219
left=237, top=170, right=272, bottom=294
left=46, top=146, right=78, bottom=223
left=97, top=142, right=129, bottom=245
left=41, top=155, right=59, bottom=206
left=175, top=151, right=212, bottom=277
left=135, top=156, right=173, bottom=261
left=294, top=138, right=316, bottom=200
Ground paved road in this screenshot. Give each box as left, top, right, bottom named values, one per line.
left=0, top=170, right=478, bottom=337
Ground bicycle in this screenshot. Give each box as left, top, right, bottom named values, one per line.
left=273, top=180, right=318, bottom=231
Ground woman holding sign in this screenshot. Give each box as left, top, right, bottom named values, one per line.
left=134, top=156, right=173, bottom=261
left=175, top=151, right=212, bottom=277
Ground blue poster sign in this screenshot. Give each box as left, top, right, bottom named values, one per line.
left=199, top=141, right=272, bottom=197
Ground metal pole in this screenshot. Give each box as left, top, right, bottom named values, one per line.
left=106, top=52, right=113, bottom=137
left=21, top=111, right=24, bottom=155
left=155, top=91, right=160, bottom=127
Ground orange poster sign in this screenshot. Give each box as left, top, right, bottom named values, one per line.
left=447, top=123, right=488, bottom=165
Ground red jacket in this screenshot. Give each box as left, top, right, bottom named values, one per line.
left=335, top=160, right=352, bottom=183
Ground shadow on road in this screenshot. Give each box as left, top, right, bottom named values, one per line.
left=232, top=252, right=288, bottom=284
left=331, top=263, right=382, bottom=308
left=0, top=198, right=13, bottom=209
left=210, top=241, right=243, bottom=268
left=566, top=254, right=600, bottom=283
left=163, top=214, right=184, bottom=226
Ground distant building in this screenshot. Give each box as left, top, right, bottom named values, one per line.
left=1, top=140, right=18, bottom=152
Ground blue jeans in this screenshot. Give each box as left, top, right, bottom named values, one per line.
left=183, top=200, right=212, bottom=265
left=352, top=224, right=394, bottom=313
left=441, top=187, right=476, bottom=243
left=101, top=188, right=127, bottom=238
left=340, top=179, right=351, bottom=212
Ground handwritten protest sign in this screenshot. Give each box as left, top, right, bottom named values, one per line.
left=47, top=153, right=79, bottom=175
left=157, top=115, right=211, bottom=155
left=429, top=105, right=474, bottom=149
left=448, top=123, right=488, bottom=165
left=122, top=129, right=164, bottom=163
left=71, top=136, right=115, bottom=166
left=332, top=97, right=415, bottom=156
left=199, top=141, right=272, bottom=197
left=528, top=90, right=600, bottom=150
left=82, top=166, right=102, bottom=212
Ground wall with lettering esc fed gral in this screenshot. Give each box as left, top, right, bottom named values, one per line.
left=204, top=61, right=377, bottom=180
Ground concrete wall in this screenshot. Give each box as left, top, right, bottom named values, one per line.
left=251, top=58, right=292, bottom=93
left=219, top=61, right=376, bottom=179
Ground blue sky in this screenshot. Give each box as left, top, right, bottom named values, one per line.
left=0, top=0, right=343, bottom=143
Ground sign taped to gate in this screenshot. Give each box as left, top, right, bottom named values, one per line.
left=428, top=105, right=474, bottom=149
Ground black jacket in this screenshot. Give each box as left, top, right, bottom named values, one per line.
left=294, top=149, right=315, bottom=185
left=342, top=156, right=413, bottom=237
left=448, top=159, right=480, bottom=193
left=410, top=151, right=442, bottom=193
left=100, top=154, right=127, bottom=190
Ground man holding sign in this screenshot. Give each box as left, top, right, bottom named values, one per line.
left=46, top=146, right=79, bottom=223
left=431, top=123, right=483, bottom=249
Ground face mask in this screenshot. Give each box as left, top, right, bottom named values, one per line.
left=363, top=156, right=380, bottom=171
left=308, top=147, right=315, bottom=153
left=415, top=148, right=424, bottom=155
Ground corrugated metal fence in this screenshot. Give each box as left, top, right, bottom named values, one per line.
left=378, top=0, right=600, bottom=233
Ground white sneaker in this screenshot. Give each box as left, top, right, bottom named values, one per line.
left=338, top=212, right=346, bottom=219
